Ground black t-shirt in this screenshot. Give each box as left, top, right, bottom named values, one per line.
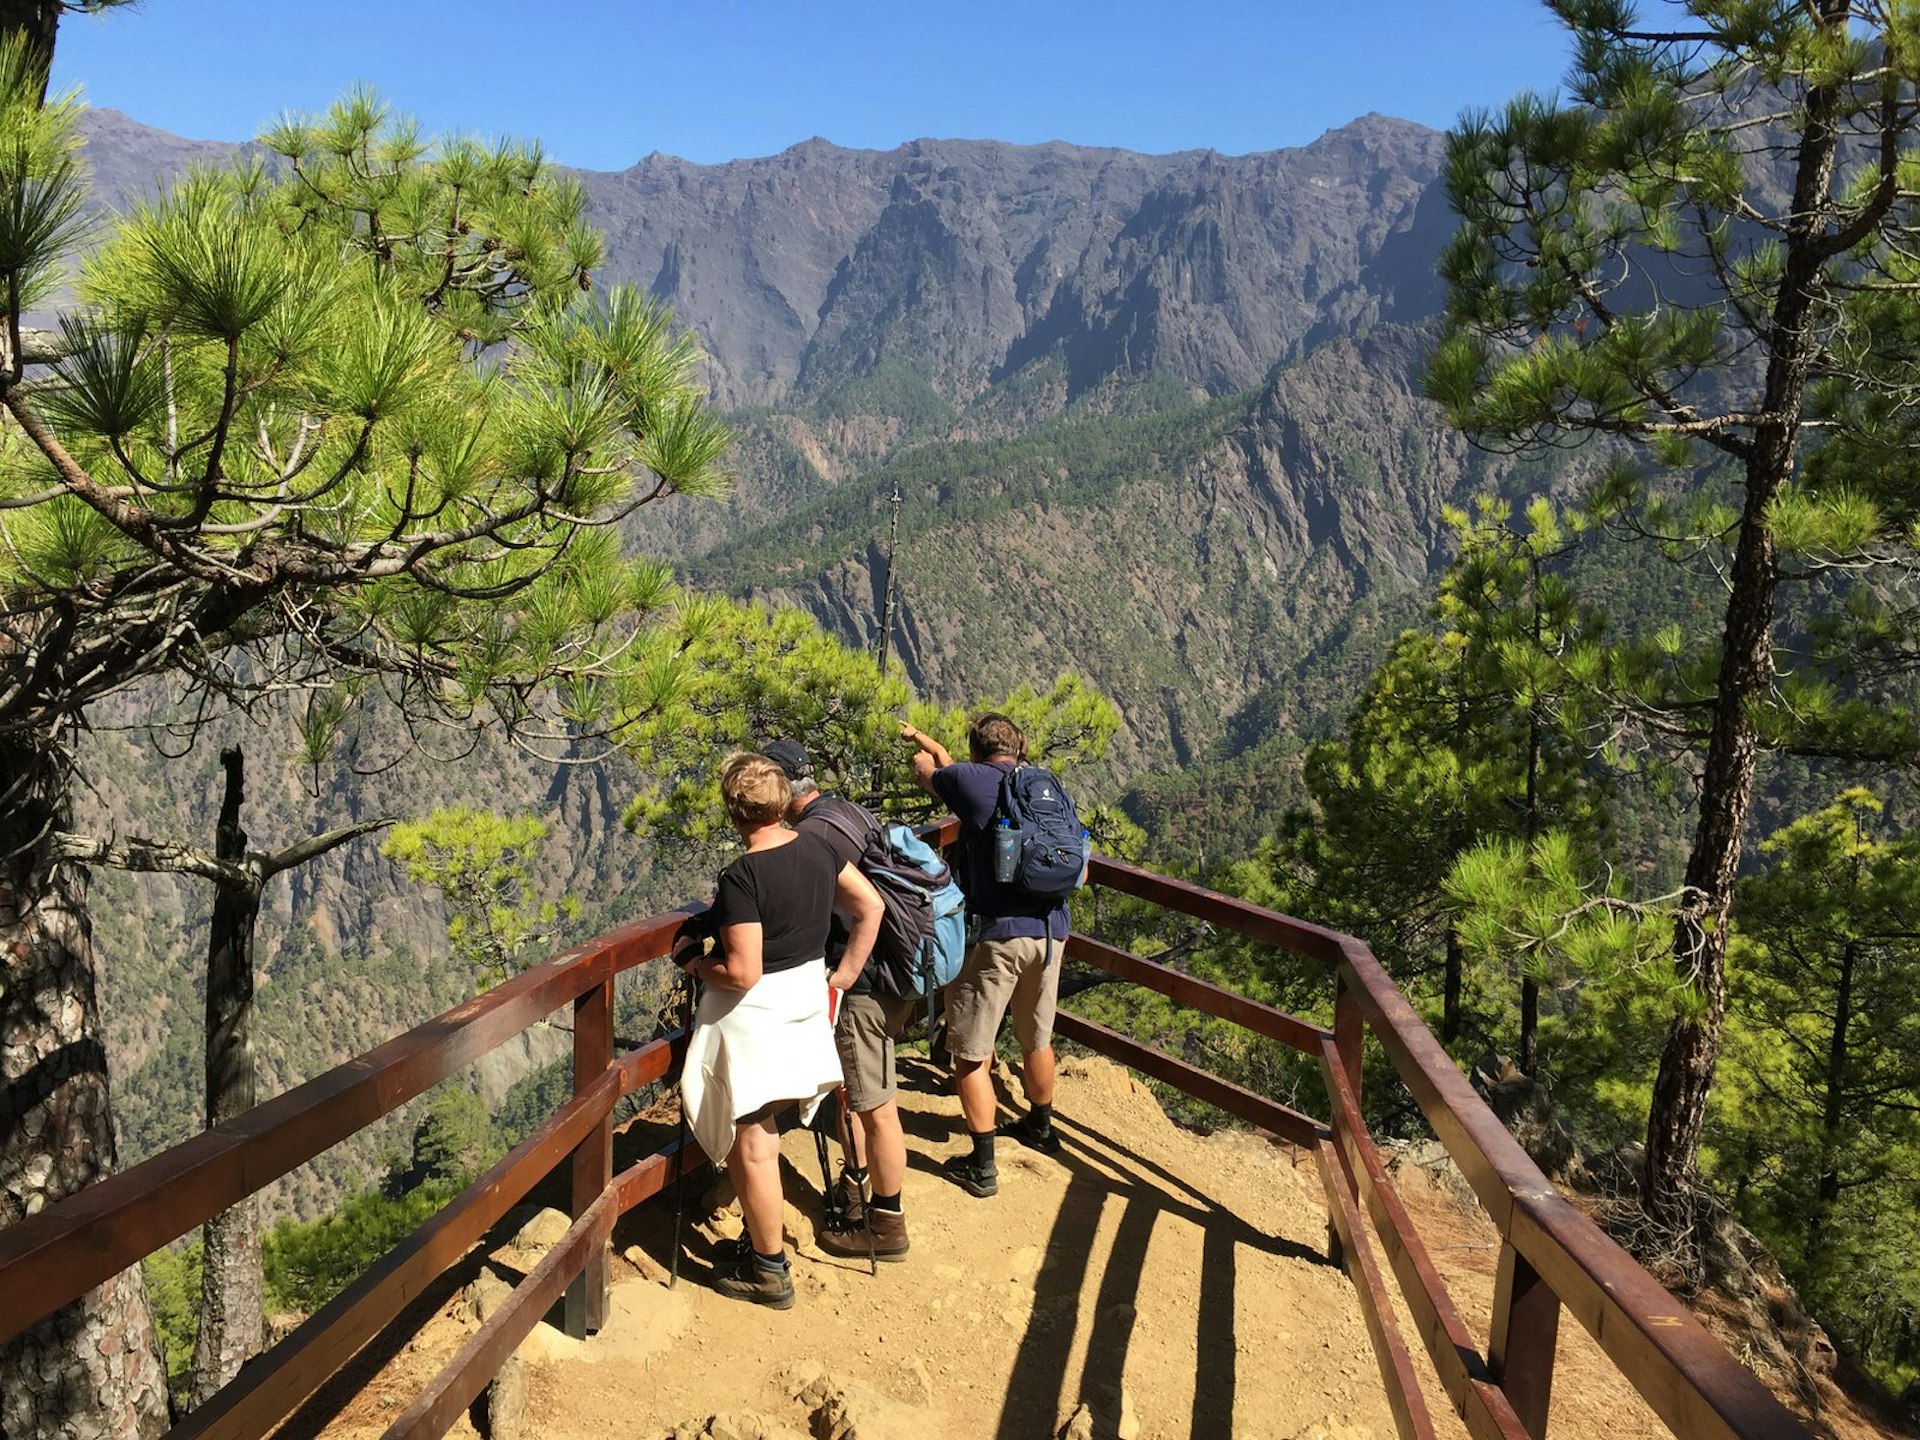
left=794, top=794, right=876, bottom=992
left=793, top=794, right=874, bottom=870
left=708, top=831, right=839, bottom=974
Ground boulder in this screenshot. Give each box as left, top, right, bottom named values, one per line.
left=487, top=1354, right=528, bottom=1440
left=623, top=1243, right=672, bottom=1286
left=788, top=1363, right=927, bottom=1440
left=664, top=1412, right=808, bottom=1440
left=459, top=1269, right=513, bottom=1325
left=1473, top=1059, right=1583, bottom=1184
left=510, top=1207, right=572, bottom=1251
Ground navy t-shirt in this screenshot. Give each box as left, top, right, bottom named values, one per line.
left=930, top=759, right=1069, bottom=943
left=793, top=794, right=872, bottom=871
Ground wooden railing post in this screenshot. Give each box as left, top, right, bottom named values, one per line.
left=563, top=978, right=614, bottom=1338
left=1489, top=1240, right=1561, bottom=1437
left=1326, top=970, right=1366, bottom=1266
left=1333, top=969, right=1364, bottom=1114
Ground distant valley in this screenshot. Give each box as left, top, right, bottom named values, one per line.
left=68, top=106, right=1527, bottom=1199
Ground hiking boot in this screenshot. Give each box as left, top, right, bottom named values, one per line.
left=818, top=1207, right=910, bottom=1262
left=998, top=1111, right=1063, bottom=1156
left=942, top=1153, right=999, bottom=1197
left=713, top=1255, right=795, bottom=1309
left=832, top=1166, right=872, bottom=1226
left=713, top=1232, right=753, bottom=1263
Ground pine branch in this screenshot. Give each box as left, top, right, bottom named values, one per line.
left=258, top=817, right=394, bottom=878
left=49, top=829, right=250, bottom=887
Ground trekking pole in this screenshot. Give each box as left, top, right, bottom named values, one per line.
left=669, top=966, right=695, bottom=1289
left=813, top=1124, right=842, bottom=1225
left=836, top=1087, right=877, bottom=1276
left=816, top=981, right=850, bottom=1232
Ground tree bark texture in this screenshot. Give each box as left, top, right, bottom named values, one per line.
left=1807, top=938, right=1854, bottom=1267
left=187, top=748, right=263, bottom=1409
left=0, top=2, right=61, bottom=99
left=1641, top=21, right=1845, bottom=1226
left=1442, top=927, right=1463, bottom=1045
left=0, top=744, right=169, bottom=1440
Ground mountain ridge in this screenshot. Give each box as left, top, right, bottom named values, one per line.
left=60, top=103, right=1501, bottom=1216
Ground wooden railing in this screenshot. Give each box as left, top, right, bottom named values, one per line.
left=0, top=902, right=702, bottom=1440
left=1072, top=853, right=1809, bottom=1440
left=0, top=829, right=1810, bottom=1440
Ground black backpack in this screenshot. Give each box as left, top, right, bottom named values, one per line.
left=808, top=798, right=953, bottom=998
left=994, top=765, right=1090, bottom=900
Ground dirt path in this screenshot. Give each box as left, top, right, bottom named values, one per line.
left=542, top=1053, right=1397, bottom=1440
left=293, top=1052, right=1891, bottom=1440
left=306, top=1055, right=1397, bottom=1439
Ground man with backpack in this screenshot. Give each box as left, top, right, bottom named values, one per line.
left=763, top=738, right=918, bottom=1260
left=904, top=712, right=1080, bottom=1198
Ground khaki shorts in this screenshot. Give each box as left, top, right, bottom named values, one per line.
left=834, top=990, right=921, bottom=1112
left=945, top=934, right=1059, bottom=1064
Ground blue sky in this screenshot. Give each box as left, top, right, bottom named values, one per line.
left=52, top=2, right=1577, bottom=169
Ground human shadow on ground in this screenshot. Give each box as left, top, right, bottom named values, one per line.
left=991, top=1111, right=1334, bottom=1440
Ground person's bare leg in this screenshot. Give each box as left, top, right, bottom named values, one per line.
left=955, top=1055, right=998, bottom=1133
left=1021, top=1045, right=1055, bottom=1108
left=859, top=1101, right=907, bottom=1198
left=729, top=1114, right=785, bottom=1254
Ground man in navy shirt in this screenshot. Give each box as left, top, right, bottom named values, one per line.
left=905, top=711, right=1064, bottom=1198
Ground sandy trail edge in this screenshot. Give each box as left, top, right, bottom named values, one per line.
left=289, top=1053, right=1880, bottom=1440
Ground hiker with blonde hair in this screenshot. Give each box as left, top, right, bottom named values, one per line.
left=672, top=752, right=883, bottom=1308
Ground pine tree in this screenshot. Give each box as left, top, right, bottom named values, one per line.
left=1245, top=500, right=1612, bottom=1063
left=383, top=808, right=577, bottom=988
left=1428, top=0, right=1920, bottom=1227
left=1718, top=790, right=1920, bottom=1372
left=0, top=65, right=726, bottom=1437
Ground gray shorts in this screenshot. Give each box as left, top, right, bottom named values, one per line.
left=833, top=990, right=921, bottom=1112
left=945, top=934, right=1059, bottom=1064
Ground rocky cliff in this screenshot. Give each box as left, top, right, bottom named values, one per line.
left=63, top=106, right=1506, bottom=1210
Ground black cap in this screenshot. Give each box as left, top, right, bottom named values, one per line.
left=762, top=738, right=812, bottom=781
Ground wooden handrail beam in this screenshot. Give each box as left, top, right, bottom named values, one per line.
left=612, top=1132, right=707, bottom=1212
left=1328, top=942, right=1806, bottom=1440
left=1062, top=930, right=1330, bottom=1055
left=1051, top=1012, right=1323, bottom=1148
left=166, top=1063, right=622, bottom=1440
left=1320, top=1040, right=1529, bottom=1440
left=0, top=906, right=690, bottom=1346
left=1085, top=860, right=1809, bottom=1439
left=1087, top=855, right=1351, bottom=965
left=381, top=1190, right=619, bottom=1440
left=1314, top=1137, right=1438, bottom=1440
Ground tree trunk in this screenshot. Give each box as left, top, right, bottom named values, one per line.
left=0, top=2, right=63, bottom=100
left=187, top=748, right=264, bottom=1408
left=1806, top=938, right=1855, bottom=1267
left=1642, top=415, right=1784, bottom=1230
left=1641, top=21, right=1846, bottom=1221
left=1518, top=656, right=1541, bottom=1076
left=1442, top=926, right=1463, bottom=1044
left=0, top=741, right=169, bottom=1439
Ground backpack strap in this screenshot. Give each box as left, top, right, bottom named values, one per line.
left=993, top=762, right=1025, bottom=828
left=807, top=795, right=879, bottom=854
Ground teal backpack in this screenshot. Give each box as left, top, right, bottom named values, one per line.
left=889, top=822, right=967, bottom=998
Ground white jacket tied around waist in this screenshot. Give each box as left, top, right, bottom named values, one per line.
left=680, top=957, right=842, bottom=1163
